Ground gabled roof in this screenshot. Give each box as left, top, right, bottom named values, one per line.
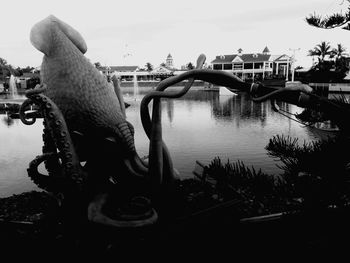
left=273, top=55, right=290, bottom=61
left=152, top=66, right=174, bottom=74
left=232, top=56, right=244, bottom=63
left=262, top=46, right=270, bottom=53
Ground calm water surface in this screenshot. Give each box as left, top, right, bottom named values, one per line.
left=0, top=86, right=321, bottom=197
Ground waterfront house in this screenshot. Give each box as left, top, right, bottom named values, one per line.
left=211, top=47, right=292, bottom=81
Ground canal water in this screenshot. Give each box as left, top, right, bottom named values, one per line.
left=0, top=86, right=320, bottom=197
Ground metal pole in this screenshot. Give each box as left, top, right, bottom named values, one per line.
left=289, top=48, right=301, bottom=82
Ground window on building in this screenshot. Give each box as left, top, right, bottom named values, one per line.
left=244, top=63, right=253, bottom=69
left=233, top=63, right=243, bottom=70
left=213, top=64, right=223, bottom=70
left=224, top=64, right=233, bottom=70
left=254, top=63, right=263, bottom=69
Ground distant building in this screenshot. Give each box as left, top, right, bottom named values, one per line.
left=18, top=72, right=40, bottom=89
left=96, top=54, right=182, bottom=82
left=166, top=53, right=174, bottom=68
left=211, top=47, right=292, bottom=81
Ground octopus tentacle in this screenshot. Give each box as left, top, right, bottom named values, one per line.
left=116, top=121, right=148, bottom=175
left=140, top=54, right=206, bottom=186
left=19, top=99, right=37, bottom=125
left=27, top=153, right=66, bottom=192
left=22, top=90, right=86, bottom=189
left=111, top=75, right=126, bottom=119
left=42, top=120, right=62, bottom=178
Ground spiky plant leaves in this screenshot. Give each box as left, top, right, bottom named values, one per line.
left=205, top=157, right=293, bottom=217
left=266, top=135, right=350, bottom=210
left=305, top=3, right=350, bottom=30
left=204, top=134, right=350, bottom=217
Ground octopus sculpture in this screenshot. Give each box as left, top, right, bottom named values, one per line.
left=19, top=15, right=163, bottom=227
left=19, top=15, right=259, bottom=228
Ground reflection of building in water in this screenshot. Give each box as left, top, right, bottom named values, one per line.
left=158, top=90, right=295, bottom=129
left=211, top=47, right=291, bottom=82
left=211, top=93, right=295, bottom=127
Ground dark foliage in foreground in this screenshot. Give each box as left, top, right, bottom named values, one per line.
left=266, top=135, right=350, bottom=210
left=0, top=191, right=58, bottom=222
left=202, top=135, right=350, bottom=217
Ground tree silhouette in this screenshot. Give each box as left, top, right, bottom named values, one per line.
left=186, top=62, right=194, bottom=70
left=306, top=41, right=349, bottom=82
left=308, top=41, right=333, bottom=64
left=306, top=0, right=350, bottom=30
left=332, top=43, right=348, bottom=60
left=145, top=62, right=153, bottom=71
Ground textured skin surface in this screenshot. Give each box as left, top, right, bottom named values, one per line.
left=20, top=90, right=85, bottom=190
left=33, top=16, right=135, bottom=154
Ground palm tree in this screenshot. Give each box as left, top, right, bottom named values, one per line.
left=331, top=43, right=348, bottom=61
left=308, top=41, right=333, bottom=63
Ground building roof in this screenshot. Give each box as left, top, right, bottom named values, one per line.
left=152, top=66, right=174, bottom=74
left=211, top=55, right=236, bottom=63
left=262, top=46, right=270, bottom=53
left=99, top=66, right=139, bottom=72
left=240, top=53, right=271, bottom=62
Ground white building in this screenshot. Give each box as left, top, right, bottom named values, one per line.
left=211, top=47, right=292, bottom=81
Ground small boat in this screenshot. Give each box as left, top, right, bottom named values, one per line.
left=307, top=120, right=340, bottom=139
left=312, top=121, right=340, bottom=132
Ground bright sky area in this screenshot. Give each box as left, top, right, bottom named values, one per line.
left=1, top=0, right=350, bottom=69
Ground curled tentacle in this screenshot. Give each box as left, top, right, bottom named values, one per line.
left=88, top=193, right=158, bottom=228
left=27, top=153, right=66, bottom=192
left=19, top=85, right=48, bottom=125
left=19, top=99, right=37, bottom=125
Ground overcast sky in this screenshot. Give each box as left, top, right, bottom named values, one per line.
left=1, top=0, right=350, bottom=69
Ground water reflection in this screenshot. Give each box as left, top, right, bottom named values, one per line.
left=0, top=87, right=317, bottom=197
left=160, top=90, right=295, bottom=129
left=2, top=114, right=15, bottom=127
